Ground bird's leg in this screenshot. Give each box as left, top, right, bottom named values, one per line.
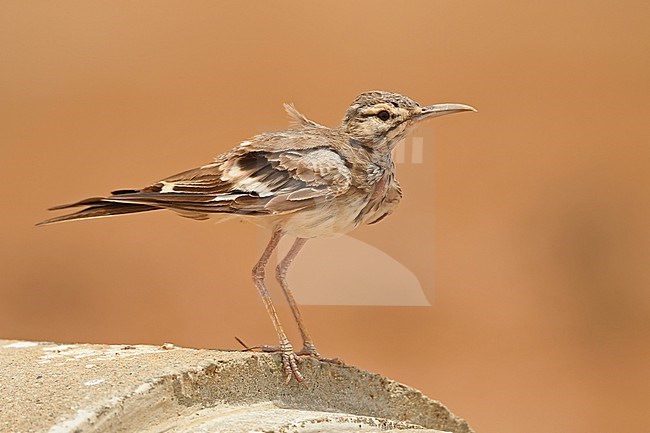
left=276, top=238, right=344, bottom=365
left=251, top=229, right=303, bottom=383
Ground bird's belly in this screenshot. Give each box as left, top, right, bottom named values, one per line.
left=276, top=196, right=368, bottom=238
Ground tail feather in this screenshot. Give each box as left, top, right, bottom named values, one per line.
left=48, top=197, right=107, bottom=211
left=37, top=201, right=159, bottom=226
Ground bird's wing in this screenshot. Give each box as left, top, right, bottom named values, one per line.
left=101, top=146, right=352, bottom=216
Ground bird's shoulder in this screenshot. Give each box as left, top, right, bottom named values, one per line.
left=230, top=126, right=347, bottom=154
left=199, top=126, right=353, bottom=189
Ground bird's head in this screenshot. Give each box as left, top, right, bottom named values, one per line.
left=339, top=90, right=476, bottom=151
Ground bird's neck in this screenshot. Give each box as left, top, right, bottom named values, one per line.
left=347, top=138, right=394, bottom=168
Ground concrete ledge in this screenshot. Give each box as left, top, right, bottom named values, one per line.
left=0, top=340, right=475, bottom=433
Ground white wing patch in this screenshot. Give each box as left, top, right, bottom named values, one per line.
left=211, top=194, right=245, bottom=202
left=232, top=178, right=275, bottom=197
left=220, top=165, right=243, bottom=182
left=159, top=181, right=176, bottom=193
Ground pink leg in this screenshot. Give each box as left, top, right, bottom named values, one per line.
left=276, top=238, right=343, bottom=365
left=251, top=229, right=303, bottom=383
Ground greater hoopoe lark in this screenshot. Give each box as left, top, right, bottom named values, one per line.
left=39, top=91, right=476, bottom=382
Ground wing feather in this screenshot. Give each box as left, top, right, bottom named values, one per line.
left=102, top=146, right=352, bottom=216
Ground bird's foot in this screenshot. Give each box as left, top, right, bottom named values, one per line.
left=235, top=337, right=304, bottom=383
left=235, top=338, right=343, bottom=382
left=295, top=342, right=345, bottom=365
left=279, top=347, right=304, bottom=383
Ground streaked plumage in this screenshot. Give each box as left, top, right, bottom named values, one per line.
left=39, top=91, right=475, bottom=382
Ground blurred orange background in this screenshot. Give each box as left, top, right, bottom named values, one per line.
left=1, top=2, right=649, bottom=432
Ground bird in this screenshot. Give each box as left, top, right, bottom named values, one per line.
left=38, top=91, right=476, bottom=383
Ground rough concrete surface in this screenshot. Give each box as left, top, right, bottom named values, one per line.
left=0, top=340, right=475, bottom=433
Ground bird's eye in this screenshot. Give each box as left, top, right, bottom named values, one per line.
left=377, top=110, right=390, bottom=121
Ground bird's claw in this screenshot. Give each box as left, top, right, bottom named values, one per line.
left=295, top=344, right=345, bottom=365
left=235, top=337, right=305, bottom=383
left=235, top=337, right=342, bottom=382
left=281, top=349, right=304, bottom=383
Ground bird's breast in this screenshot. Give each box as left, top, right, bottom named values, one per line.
left=274, top=165, right=401, bottom=238
left=357, top=169, right=403, bottom=226
left=369, top=171, right=390, bottom=200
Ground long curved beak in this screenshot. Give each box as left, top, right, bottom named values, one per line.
left=419, top=103, right=477, bottom=120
